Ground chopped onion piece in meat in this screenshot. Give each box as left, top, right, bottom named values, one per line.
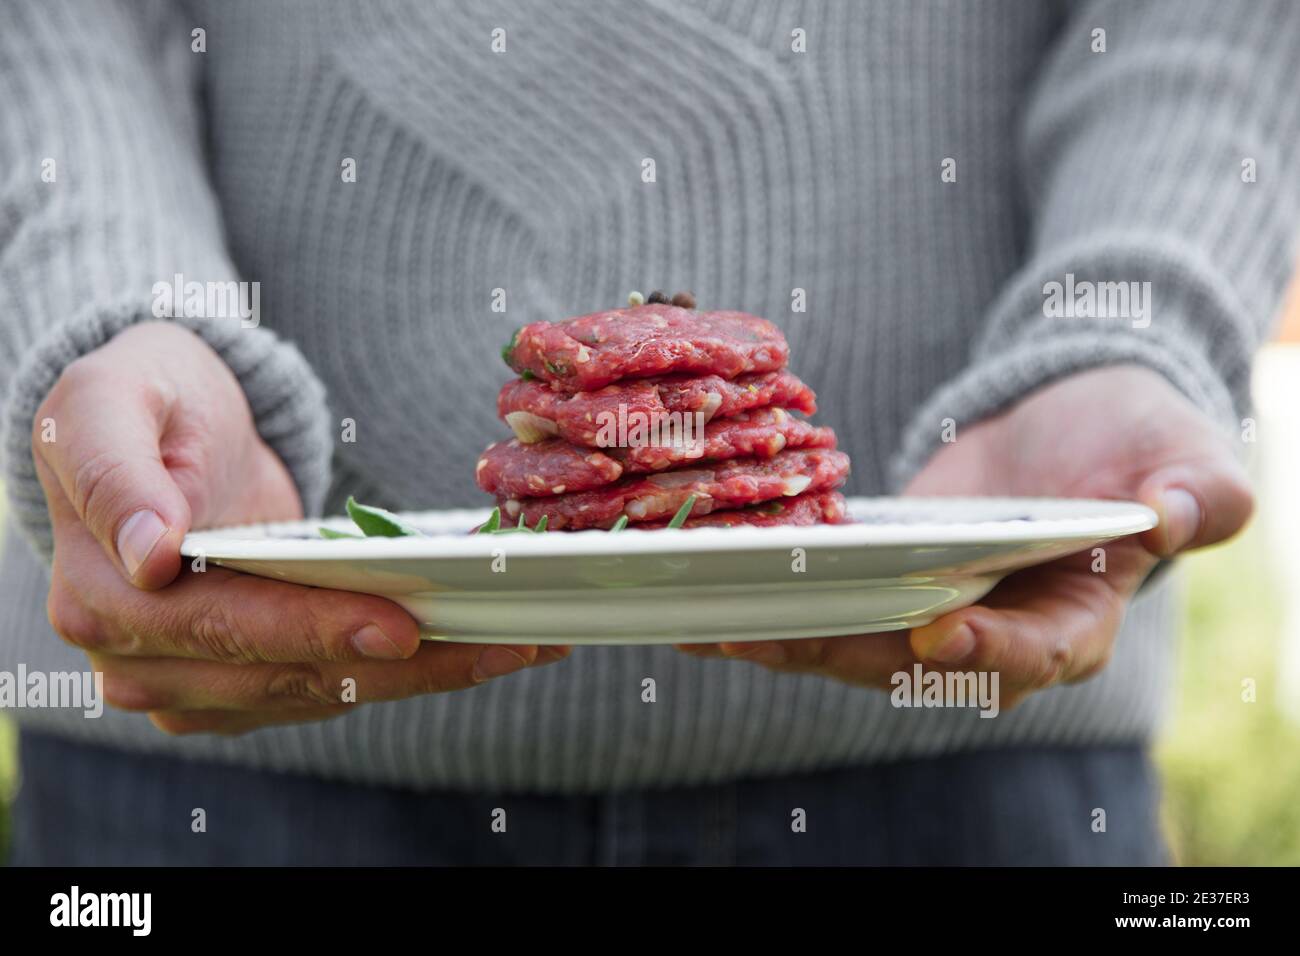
left=505, top=411, right=559, bottom=444
left=645, top=469, right=713, bottom=488
left=781, top=475, right=813, bottom=496
left=698, top=392, right=723, bottom=421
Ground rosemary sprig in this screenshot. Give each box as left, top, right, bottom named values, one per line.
left=320, top=499, right=665, bottom=539
left=666, top=494, right=697, bottom=529
left=471, top=507, right=550, bottom=535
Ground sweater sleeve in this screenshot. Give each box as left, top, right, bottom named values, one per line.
left=891, top=0, right=1300, bottom=488
left=0, top=0, right=334, bottom=560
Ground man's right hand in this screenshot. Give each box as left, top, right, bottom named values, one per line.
left=33, top=320, right=564, bottom=736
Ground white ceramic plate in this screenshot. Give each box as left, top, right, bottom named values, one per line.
left=179, top=497, right=1155, bottom=645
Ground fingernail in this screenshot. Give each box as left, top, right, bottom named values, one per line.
left=473, top=646, right=530, bottom=682
left=351, top=624, right=406, bottom=660
left=926, top=624, right=975, bottom=664
left=535, top=646, right=571, bottom=665
left=116, top=510, right=168, bottom=578
left=1159, top=488, right=1201, bottom=552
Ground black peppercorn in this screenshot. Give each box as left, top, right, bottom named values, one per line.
left=647, top=290, right=669, bottom=304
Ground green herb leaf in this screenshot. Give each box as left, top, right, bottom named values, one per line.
left=345, top=496, right=422, bottom=537
left=477, top=507, right=503, bottom=534
left=501, top=327, right=522, bottom=366
left=609, top=515, right=629, bottom=532
left=319, top=527, right=364, bottom=539
left=474, top=507, right=552, bottom=535
left=667, top=494, right=697, bottom=529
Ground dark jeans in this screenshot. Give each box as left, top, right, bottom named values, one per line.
left=7, top=730, right=1167, bottom=865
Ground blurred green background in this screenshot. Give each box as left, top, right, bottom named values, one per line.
left=1, top=432, right=1298, bottom=865
left=1158, top=521, right=1300, bottom=864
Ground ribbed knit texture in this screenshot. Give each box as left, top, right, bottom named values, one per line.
left=2, top=0, right=1298, bottom=792
left=0, top=0, right=335, bottom=558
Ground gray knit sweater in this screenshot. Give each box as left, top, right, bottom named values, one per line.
left=2, top=0, right=1299, bottom=793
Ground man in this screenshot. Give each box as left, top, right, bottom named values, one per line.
left=1, top=0, right=1294, bottom=864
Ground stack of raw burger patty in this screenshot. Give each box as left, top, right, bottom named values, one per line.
left=478, top=300, right=851, bottom=530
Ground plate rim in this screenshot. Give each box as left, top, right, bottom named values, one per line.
left=180, top=496, right=1158, bottom=562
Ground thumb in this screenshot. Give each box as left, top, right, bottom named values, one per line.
left=1135, top=454, right=1254, bottom=558
left=36, top=371, right=193, bottom=589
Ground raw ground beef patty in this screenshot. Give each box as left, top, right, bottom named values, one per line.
left=636, top=491, right=849, bottom=529
left=476, top=408, right=837, bottom=498
left=498, top=369, right=817, bottom=448
left=497, top=449, right=851, bottom=530
left=503, top=303, right=789, bottom=391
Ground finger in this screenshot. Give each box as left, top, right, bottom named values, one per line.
left=674, top=642, right=726, bottom=657
left=49, top=527, right=423, bottom=663
left=148, top=648, right=568, bottom=733
left=1137, top=459, right=1254, bottom=557
left=148, top=706, right=353, bottom=736
left=535, top=645, right=573, bottom=664
left=95, top=640, right=566, bottom=712
left=679, top=631, right=919, bottom=689
left=908, top=541, right=1156, bottom=694
left=736, top=630, right=918, bottom=687
left=34, top=363, right=191, bottom=588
